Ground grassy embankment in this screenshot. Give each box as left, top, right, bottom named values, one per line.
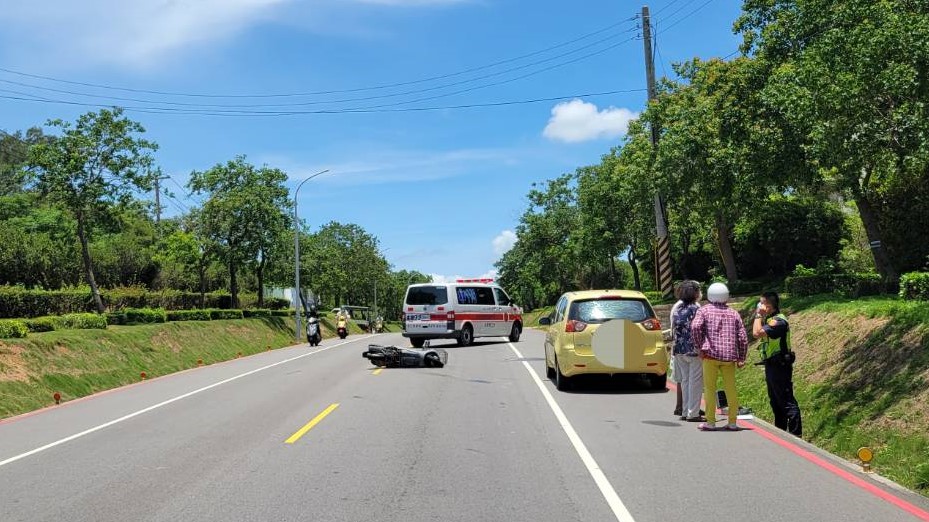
left=732, top=295, right=929, bottom=495
left=0, top=316, right=381, bottom=419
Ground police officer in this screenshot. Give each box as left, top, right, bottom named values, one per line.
left=752, top=291, right=803, bottom=436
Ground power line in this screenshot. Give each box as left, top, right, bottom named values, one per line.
left=656, top=0, right=700, bottom=25
left=0, top=18, right=639, bottom=100
left=0, top=87, right=647, bottom=117
left=654, top=0, right=688, bottom=16
left=0, top=35, right=641, bottom=116
left=657, top=0, right=716, bottom=35
left=0, top=29, right=639, bottom=110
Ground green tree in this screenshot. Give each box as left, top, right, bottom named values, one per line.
left=1, top=127, right=49, bottom=196
left=189, top=156, right=291, bottom=308
left=26, top=109, right=157, bottom=311
left=736, top=0, right=929, bottom=281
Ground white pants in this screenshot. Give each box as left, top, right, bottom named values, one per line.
left=674, top=354, right=704, bottom=418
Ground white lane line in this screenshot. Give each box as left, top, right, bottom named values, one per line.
left=0, top=335, right=378, bottom=469
left=507, top=342, right=636, bottom=522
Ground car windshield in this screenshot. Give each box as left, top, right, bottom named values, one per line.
left=406, top=286, right=449, bottom=305
left=568, top=298, right=652, bottom=323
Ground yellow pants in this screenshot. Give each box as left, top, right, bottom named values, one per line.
left=702, top=359, right=738, bottom=426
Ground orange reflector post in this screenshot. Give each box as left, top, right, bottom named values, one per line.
left=197, top=359, right=203, bottom=367
left=53, top=392, right=61, bottom=405
left=140, top=372, right=147, bottom=380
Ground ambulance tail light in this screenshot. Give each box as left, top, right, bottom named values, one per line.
left=566, top=320, right=587, bottom=333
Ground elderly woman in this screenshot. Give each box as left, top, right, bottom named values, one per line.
left=672, top=280, right=704, bottom=422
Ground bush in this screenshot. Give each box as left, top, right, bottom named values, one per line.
left=59, top=313, right=107, bottom=330
left=271, top=309, right=293, bottom=317
left=0, top=285, right=259, bottom=319
left=23, top=317, right=59, bottom=333
left=105, top=311, right=127, bottom=326
left=785, top=273, right=884, bottom=298
left=900, top=272, right=929, bottom=301
left=0, top=319, right=28, bottom=338
left=243, top=309, right=273, bottom=318
left=643, top=291, right=664, bottom=303
left=265, top=298, right=290, bottom=310
left=123, top=308, right=167, bottom=324
left=167, top=309, right=212, bottom=321
left=209, top=309, right=244, bottom=320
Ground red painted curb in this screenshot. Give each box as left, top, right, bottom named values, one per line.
left=667, top=382, right=929, bottom=520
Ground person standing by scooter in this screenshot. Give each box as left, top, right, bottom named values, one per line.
left=752, top=292, right=803, bottom=437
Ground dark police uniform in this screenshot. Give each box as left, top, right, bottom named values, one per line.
left=759, top=313, right=803, bottom=436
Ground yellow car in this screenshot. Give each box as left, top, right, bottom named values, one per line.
left=539, top=289, right=669, bottom=391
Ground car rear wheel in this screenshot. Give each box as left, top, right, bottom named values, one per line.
left=648, top=373, right=668, bottom=391
left=457, top=325, right=473, bottom=347
left=545, top=356, right=556, bottom=380
left=508, top=323, right=521, bottom=342
left=410, top=338, right=425, bottom=348
left=554, top=355, right=572, bottom=391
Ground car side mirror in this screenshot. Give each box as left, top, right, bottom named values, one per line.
left=539, top=317, right=552, bottom=326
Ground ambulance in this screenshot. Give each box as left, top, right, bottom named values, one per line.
left=402, top=278, right=523, bottom=347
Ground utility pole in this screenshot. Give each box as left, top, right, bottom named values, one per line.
left=642, top=5, right=673, bottom=299
left=154, top=175, right=162, bottom=227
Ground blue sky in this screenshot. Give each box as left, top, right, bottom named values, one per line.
left=0, top=0, right=742, bottom=283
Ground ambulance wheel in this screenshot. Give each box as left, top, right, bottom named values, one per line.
left=410, top=338, right=425, bottom=348
left=457, top=325, right=473, bottom=347
left=508, top=323, right=521, bottom=342
left=554, top=356, right=572, bottom=391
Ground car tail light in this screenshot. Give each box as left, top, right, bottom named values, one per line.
left=447, top=311, right=455, bottom=321
left=640, top=318, right=661, bottom=331
left=565, top=320, right=587, bottom=333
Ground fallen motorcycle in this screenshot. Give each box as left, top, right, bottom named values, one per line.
left=362, top=344, right=448, bottom=368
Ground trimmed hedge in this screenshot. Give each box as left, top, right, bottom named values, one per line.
left=271, top=309, right=293, bottom=317
left=209, top=309, right=244, bottom=320
left=0, top=286, right=261, bottom=319
left=124, top=308, right=167, bottom=324
left=60, top=313, right=107, bottom=330
left=167, top=310, right=212, bottom=321
left=900, top=272, right=929, bottom=301
left=23, top=317, right=59, bottom=333
left=265, top=298, right=290, bottom=310
left=0, top=319, right=28, bottom=338
left=243, top=309, right=273, bottom=318
left=785, top=273, right=884, bottom=298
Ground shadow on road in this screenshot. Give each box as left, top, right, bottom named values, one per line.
left=558, top=374, right=671, bottom=395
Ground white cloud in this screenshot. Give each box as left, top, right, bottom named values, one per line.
left=542, top=99, right=637, bottom=143
left=492, top=230, right=517, bottom=255
left=0, top=0, right=291, bottom=68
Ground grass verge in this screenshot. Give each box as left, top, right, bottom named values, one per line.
left=735, top=294, right=929, bottom=495
left=0, top=316, right=371, bottom=419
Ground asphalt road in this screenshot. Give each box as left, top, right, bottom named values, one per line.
left=2, top=329, right=928, bottom=522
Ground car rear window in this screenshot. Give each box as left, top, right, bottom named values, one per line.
left=568, top=298, right=653, bottom=323
left=406, top=286, right=449, bottom=305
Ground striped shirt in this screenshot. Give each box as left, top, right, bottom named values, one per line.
left=690, top=302, right=748, bottom=362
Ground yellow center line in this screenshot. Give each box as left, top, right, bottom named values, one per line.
left=285, top=403, right=339, bottom=444
left=372, top=368, right=383, bottom=375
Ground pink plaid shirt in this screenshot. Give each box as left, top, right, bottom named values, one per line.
left=690, top=303, right=748, bottom=362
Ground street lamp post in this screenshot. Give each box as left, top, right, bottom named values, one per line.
left=293, top=169, right=329, bottom=341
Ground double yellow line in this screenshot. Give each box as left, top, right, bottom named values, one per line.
left=285, top=403, right=340, bottom=444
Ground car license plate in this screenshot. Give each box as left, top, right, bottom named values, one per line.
left=407, top=313, right=431, bottom=321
